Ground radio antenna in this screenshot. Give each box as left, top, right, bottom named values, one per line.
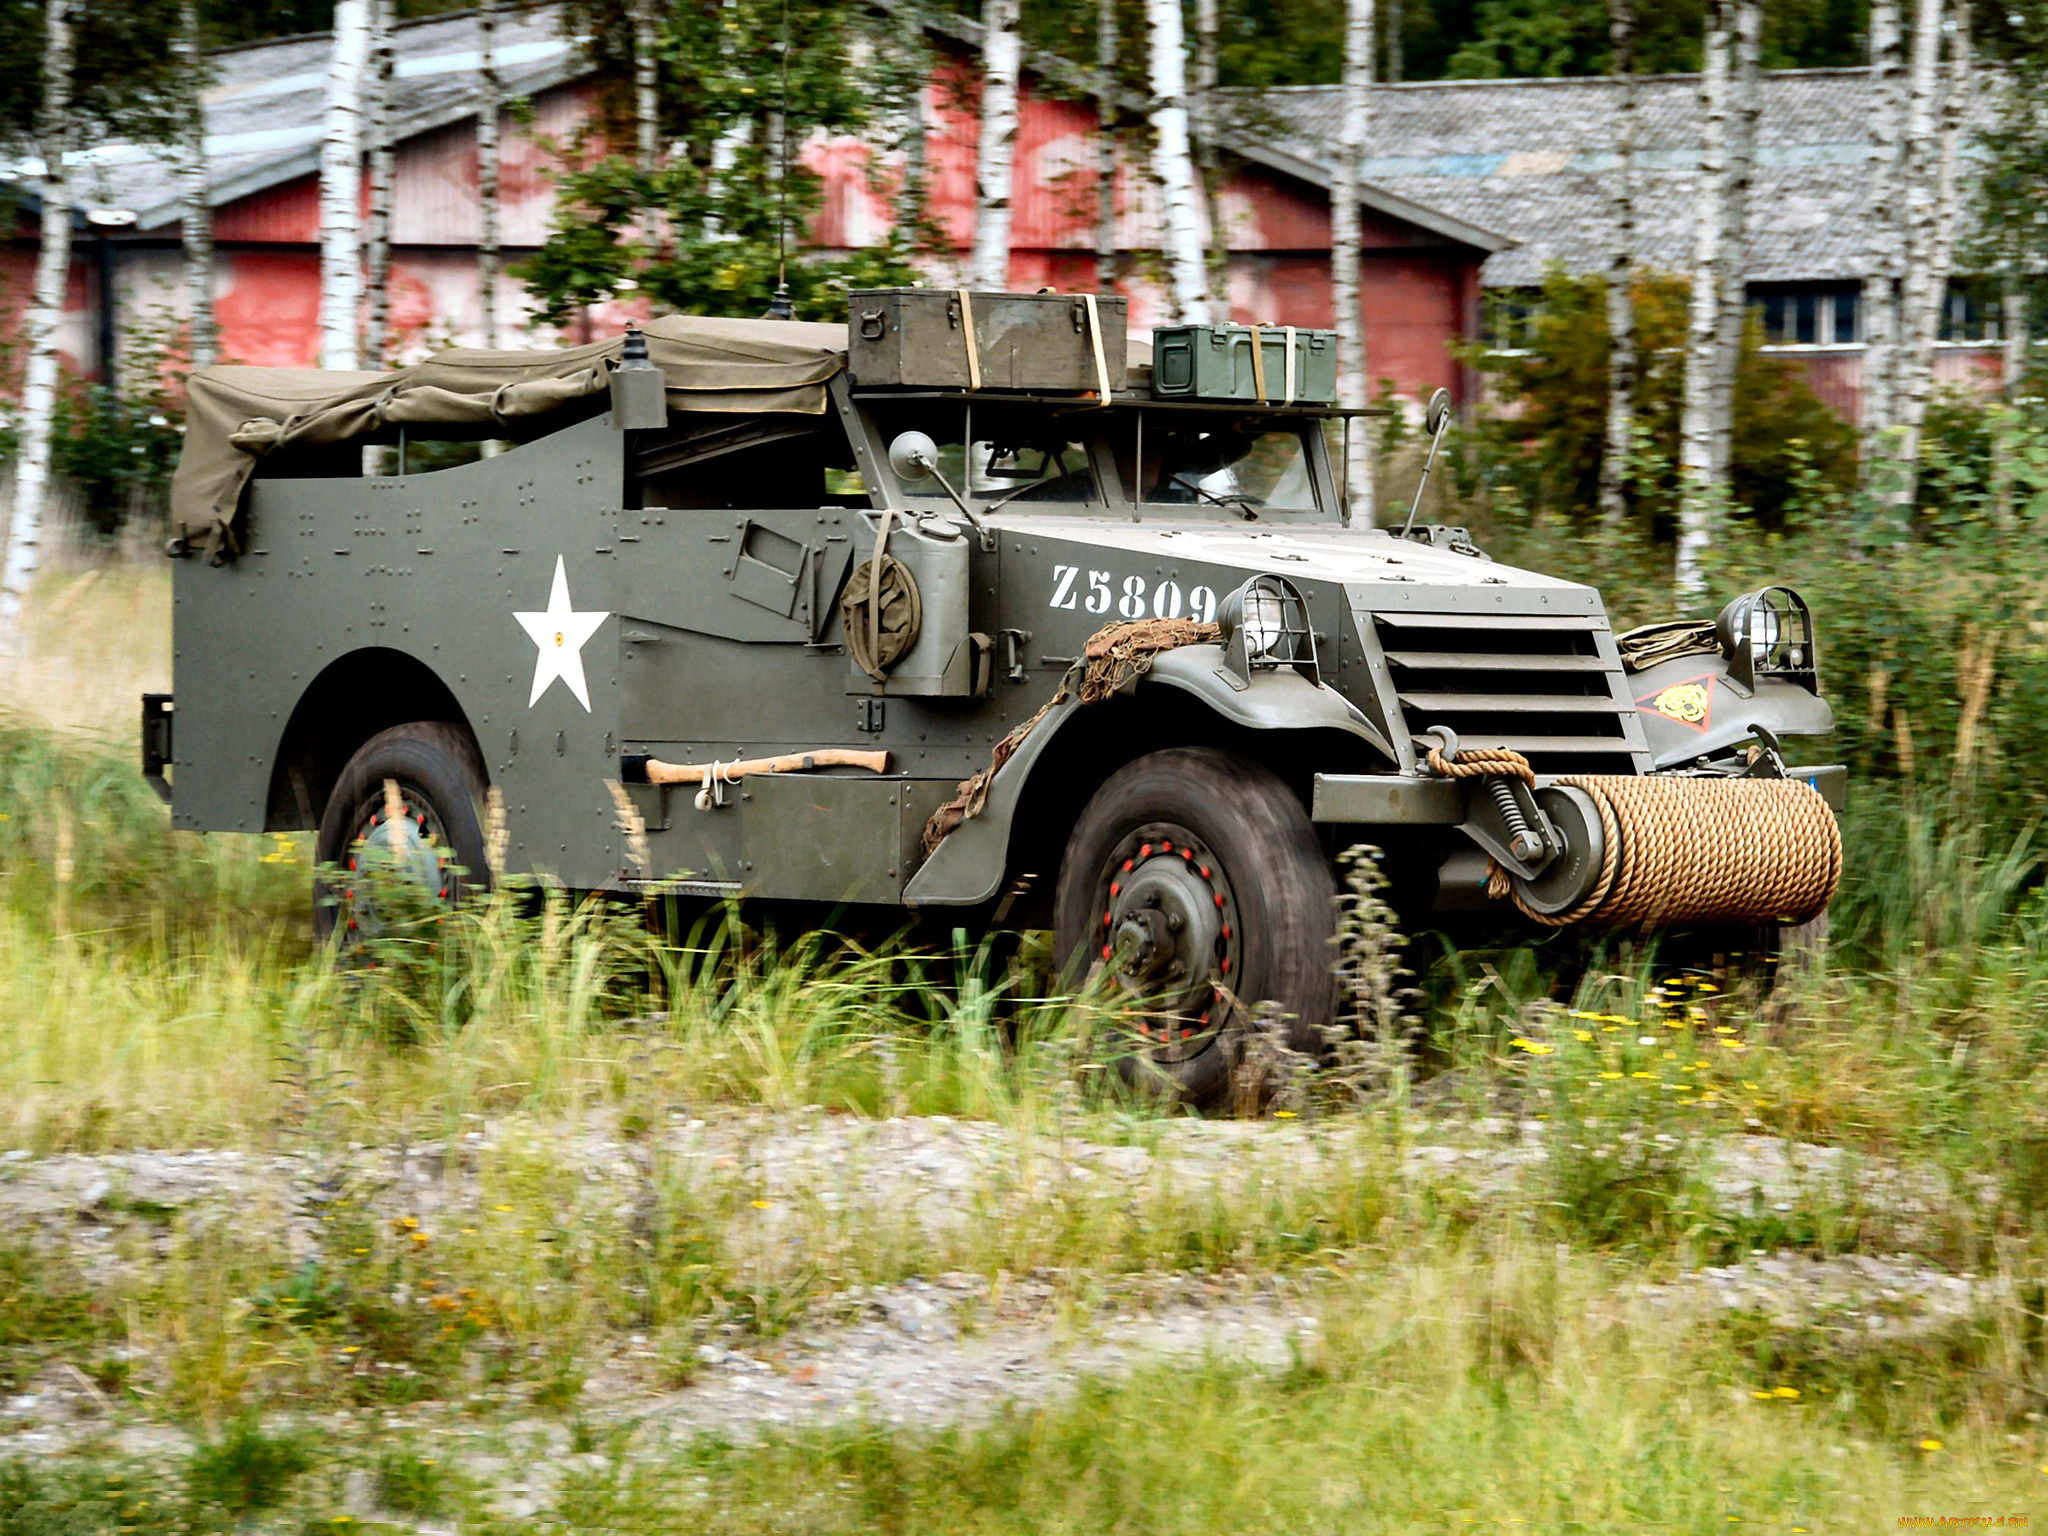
left=768, top=0, right=793, bottom=318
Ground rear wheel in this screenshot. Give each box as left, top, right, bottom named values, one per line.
left=313, top=722, right=490, bottom=944
left=1054, top=747, right=1337, bottom=1105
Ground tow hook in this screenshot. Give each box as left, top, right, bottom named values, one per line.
left=1418, top=726, right=1564, bottom=881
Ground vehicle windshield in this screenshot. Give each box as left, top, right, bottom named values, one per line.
left=1121, top=421, right=1321, bottom=514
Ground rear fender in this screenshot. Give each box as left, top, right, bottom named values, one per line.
left=902, top=647, right=1391, bottom=907
left=1629, top=651, right=1833, bottom=768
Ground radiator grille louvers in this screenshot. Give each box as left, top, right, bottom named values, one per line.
left=1372, top=611, right=1645, bottom=775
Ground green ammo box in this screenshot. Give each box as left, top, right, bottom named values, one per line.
left=1150, top=323, right=1338, bottom=405
left=848, top=289, right=1130, bottom=395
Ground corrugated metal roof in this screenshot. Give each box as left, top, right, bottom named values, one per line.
left=1, top=4, right=580, bottom=232
left=1252, top=71, right=1991, bottom=287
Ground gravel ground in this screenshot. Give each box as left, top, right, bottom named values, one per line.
left=0, top=1110, right=2000, bottom=1477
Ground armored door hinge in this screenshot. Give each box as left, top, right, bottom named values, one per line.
left=857, top=697, right=886, bottom=734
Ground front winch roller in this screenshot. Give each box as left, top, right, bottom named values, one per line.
left=1424, top=740, right=1844, bottom=930
left=1503, top=772, right=1841, bottom=929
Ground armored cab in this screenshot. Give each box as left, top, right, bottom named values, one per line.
left=150, top=294, right=1844, bottom=1101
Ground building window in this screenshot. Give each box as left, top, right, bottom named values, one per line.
left=1756, top=285, right=1859, bottom=347
left=1483, top=290, right=1540, bottom=353
left=1939, top=282, right=2002, bottom=343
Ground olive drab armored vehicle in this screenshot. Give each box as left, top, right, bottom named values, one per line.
left=149, top=291, right=1845, bottom=1102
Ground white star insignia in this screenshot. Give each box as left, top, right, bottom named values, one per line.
left=514, top=555, right=609, bottom=712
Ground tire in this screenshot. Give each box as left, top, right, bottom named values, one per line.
left=313, top=722, right=491, bottom=944
left=1054, top=747, right=1338, bottom=1105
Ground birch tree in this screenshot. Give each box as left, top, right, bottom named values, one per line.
left=1385, top=0, right=1403, bottom=83
left=1193, top=0, right=1227, bottom=310
left=0, top=0, right=75, bottom=647
left=1331, top=0, right=1374, bottom=518
left=1708, top=0, right=1758, bottom=484
left=1896, top=0, right=1958, bottom=486
left=177, top=0, right=215, bottom=371
left=1675, top=0, right=1730, bottom=598
left=1096, top=0, right=1118, bottom=291
left=1860, top=0, right=1905, bottom=458
left=478, top=0, right=503, bottom=349
left=363, top=0, right=395, bottom=366
left=1598, top=0, right=1636, bottom=527
left=1148, top=0, right=1209, bottom=323
left=970, top=0, right=1021, bottom=290
left=631, top=0, right=658, bottom=169
left=318, top=0, right=370, bottom=371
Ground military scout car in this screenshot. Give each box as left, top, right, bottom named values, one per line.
left=152, top=293, right=1844, bottom=1100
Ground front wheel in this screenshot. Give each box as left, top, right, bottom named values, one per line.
left=1054, top=747, right=1337, bottom=1105
left=313, top=722, right=491, bottom=944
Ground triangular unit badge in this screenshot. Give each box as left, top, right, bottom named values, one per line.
left=1636, top=672, right=1717, bottom=733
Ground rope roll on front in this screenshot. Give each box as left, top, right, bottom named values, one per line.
left=1433, top=746, right=1842, bottom=930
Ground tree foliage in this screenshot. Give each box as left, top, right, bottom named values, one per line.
left=1457, top=265, right=1856, bottom=535
left=1964, top=0, right=2048, bottom=378
left=519, top=0, right=929, bottom=325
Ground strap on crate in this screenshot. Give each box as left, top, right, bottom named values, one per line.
left=956, top=288, right=983, bottom=391
left=1081, top=293, right=1113, bottom=401
left=1282, top=326, right=1297, bottom=406
left=1247, top=325, right=1269, bottom=403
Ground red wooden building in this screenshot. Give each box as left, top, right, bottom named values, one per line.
left=0, top=5, right=1506, bottom=409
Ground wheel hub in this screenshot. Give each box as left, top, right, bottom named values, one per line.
left=337, top=785, right=454, bottom=939
left=1096, top=827, right=1240, bottom=1061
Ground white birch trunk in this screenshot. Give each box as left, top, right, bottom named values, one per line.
left=971, top=0, right=1022, bottom=290
left=1194, top=0, right=1226, bottom=309
left=1, top=0, right=75, bottom=648
left=1096, top=0, right=1118, bottom=292
left=478, top=0, right=502, bottom=348
left=2005, top=275, right=2029, bottom=399
left=178, top=0, right=215, bottom=371
left=1861, top=0, right=1905, bottom=456
left=1332, top=0, right=1374, bottom=519
left=632, top=0, right=659, bottom=170
left=364, top=0, right=394, bottom=366
left=1148, top=0, right=1209, bottom=324
left=1598, top=0, right=1637, bottom=527
left=1899, top=0, right=1965, bottom=488
left=1676, top=0, right=1730, bottom=599
left=318, top=0, right=370, bottom=372
left=704, top=0, right=747, bottom=243
left=1709, top=0, right=1758, bottom=483
left=1385, top=0, right=1403, bottom=83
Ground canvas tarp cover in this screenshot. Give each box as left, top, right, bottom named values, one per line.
left=172, top=315, right=849, bottom=550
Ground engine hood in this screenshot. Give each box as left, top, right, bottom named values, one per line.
left=983, top=515, right=1591, bottom=598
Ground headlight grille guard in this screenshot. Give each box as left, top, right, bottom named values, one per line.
left=1716, top=585, right=1818, bottom=695
left=1216, top=574, right=1320, bottom=686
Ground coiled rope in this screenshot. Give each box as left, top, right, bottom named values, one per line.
left=1430, top=745, right=1842, bottom=929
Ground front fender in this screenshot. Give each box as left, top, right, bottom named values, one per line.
left=902, top=649, right=1391, bottom=908
left=1629, top=651, right=1834, bottom=768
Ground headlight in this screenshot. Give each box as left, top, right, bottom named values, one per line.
left=1241, top=587, right=1287, bottom=658
left=1715, top=586, right=1817, bottom=690
left=1217, top=575, right=1319, bottom=680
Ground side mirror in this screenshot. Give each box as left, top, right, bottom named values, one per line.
left=888, top=431, right=940, bottom=484
left=1424, top=387, right=1451, bottom=437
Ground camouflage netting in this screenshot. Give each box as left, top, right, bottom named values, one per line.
left=919, top=618, right=1221, bottom=861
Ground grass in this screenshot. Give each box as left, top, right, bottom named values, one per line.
left=6, top=560, right=2048, bottom=1528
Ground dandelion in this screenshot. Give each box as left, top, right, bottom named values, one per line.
left=1773, top=1386, right=1800, bottom=1399
left=1510, top=1037, right=1554, bottom=1055
left=752, top=1199, right=772, bottom=1209
left=1721, top=1040, right=1747, bottom=1052
left=1631, top=1071, right=1656, bottom=1080
left=1574, top=1030, right=1593, bottom=1042
left=495, top=1204, right=514, bottom=1212
left=1274, top=1110, right=1298, bottom=1119
left=1920, top=1438, right=1942, bottom=1452
left=1599, top=1071, right=1624, bottom=1080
